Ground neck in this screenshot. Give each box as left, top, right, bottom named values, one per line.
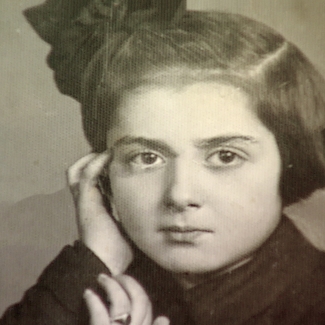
left=172, top=256, right=253, bottom=290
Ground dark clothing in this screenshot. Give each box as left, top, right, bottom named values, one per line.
left=2, top=218, right=325, bottom=325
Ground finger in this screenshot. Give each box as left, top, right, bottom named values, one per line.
left=115, top=275, right=152, bottom=325
left=97, top=274, right=131, bottom=320
left=84, top=289, right=111, bottom=325
left=77, top=152, right=111, bottom=211
left=153, top=316, right=170, bottom=325
left=80, top=152, right=110, bottom=187
left=67, top=153, right=97, bottom=186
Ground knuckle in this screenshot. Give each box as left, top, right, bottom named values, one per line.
left=66, top=169, right=75, bottom=184
left=82, top=166, right=93, bottom=179
left=67, top=164, right=75, bottom=176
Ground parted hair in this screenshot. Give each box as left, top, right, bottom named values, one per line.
left=81, top=11, right=325, bottom=206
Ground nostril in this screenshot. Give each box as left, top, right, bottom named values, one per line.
left=188, top=203, right=200, bottom=208
left=164, top=200, right=200, bottom=213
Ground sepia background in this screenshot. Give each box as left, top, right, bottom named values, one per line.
left=1, top=0, right=325, bottom=314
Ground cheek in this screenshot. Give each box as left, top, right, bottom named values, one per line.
left=108, top=171, right=165, bottom=226
left=208, top=162, right=282, bottom=220
left=207, top=171, right=282, bottom=253
left=234, top=173, right=280, bottom=206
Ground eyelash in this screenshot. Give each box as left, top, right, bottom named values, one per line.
left=205, top=148, right=247, bottom=168
left=121, top=147, right=247, bottom=171
left=125, top=150, right=166, bottom=170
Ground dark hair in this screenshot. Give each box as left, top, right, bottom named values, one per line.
left=81, top=11, right=325, bottom=206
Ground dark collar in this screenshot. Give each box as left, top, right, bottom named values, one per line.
left=127, top=218, right=325, bottom=325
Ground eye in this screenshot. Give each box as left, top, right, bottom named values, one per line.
left=130, top=152, right=165, bottom=169
left=206, top=149, right=244, bottom=167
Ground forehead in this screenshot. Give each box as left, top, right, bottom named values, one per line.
left=108, top=82, right=266, bottom=143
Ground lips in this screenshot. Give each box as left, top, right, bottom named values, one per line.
left=159, top=226, right=213, bottom=243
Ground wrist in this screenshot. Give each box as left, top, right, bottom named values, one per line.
left=82, top=238, right=133, bottom=276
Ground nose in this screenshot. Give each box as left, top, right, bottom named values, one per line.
left=164, top=159, right=203, bottom=212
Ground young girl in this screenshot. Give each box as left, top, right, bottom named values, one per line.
left=2, top=1, right=325, bottom=324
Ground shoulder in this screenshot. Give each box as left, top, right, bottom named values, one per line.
left=268, top=222, right=325, bottom=324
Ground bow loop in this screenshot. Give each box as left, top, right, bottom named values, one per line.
left=24, top=0, right=186, bottom=100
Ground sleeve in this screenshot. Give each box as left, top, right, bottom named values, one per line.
left=0, top=241, right=111, bottom=325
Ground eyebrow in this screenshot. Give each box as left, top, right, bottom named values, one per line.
left=112, top=135, right=258, bottom=154
left=194, top=136, right=258, bottom=149
left=112, top=136, right=177, bottom=156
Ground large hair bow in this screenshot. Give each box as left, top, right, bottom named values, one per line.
left=24, top=0, right=185, bottom=101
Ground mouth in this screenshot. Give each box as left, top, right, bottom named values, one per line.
left=159, top=226, right=213, bottom=243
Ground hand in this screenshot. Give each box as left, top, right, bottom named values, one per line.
left=84, top=274, right=170, bottom=325
left=67, top=153, right=133, bottom=275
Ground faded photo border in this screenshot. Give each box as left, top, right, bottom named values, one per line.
left=1, top=0, right=325, bottom=316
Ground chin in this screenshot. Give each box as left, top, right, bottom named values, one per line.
left=154, top=254, right=223, bottom=274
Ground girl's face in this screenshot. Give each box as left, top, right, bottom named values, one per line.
left=107, top=82, right=282, bottom=274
